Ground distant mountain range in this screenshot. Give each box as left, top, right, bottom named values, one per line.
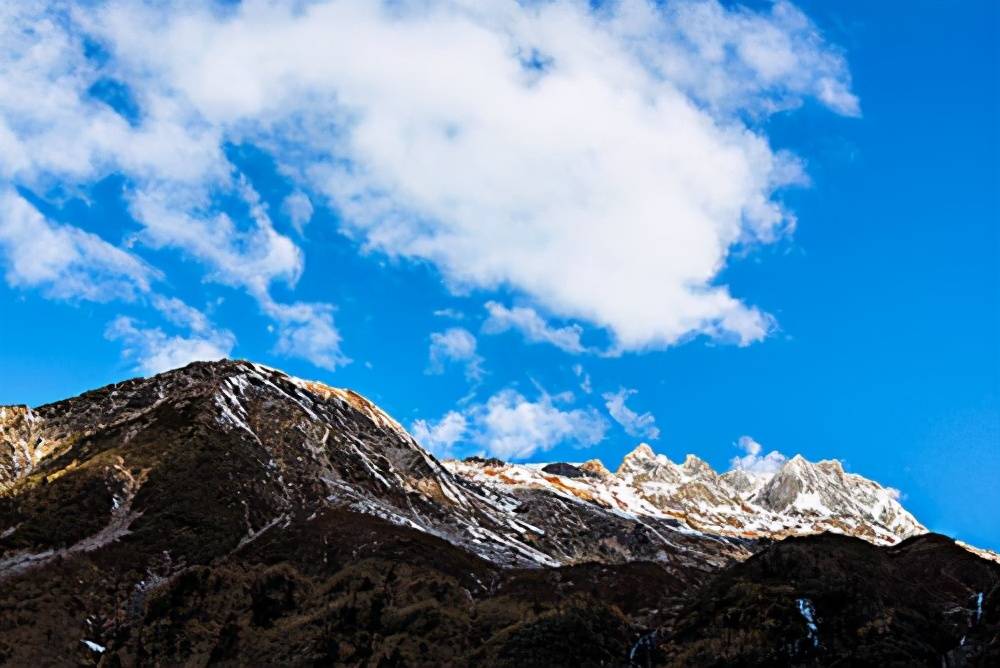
left=1, top=360, right=996, bottom=665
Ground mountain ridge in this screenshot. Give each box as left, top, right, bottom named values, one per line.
left=447, top=439, right=924, bottom=547
left=1, top=359, right=996, bottom=666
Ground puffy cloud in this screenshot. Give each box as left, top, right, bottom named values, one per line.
left=412, top=386, right=607, bottom=460
left=729, top=435, right=787, bottom=476
left=0, top=189, right=157, bottom=301
left=411, top=410, right=468, bottom=457
left=470, top=389, right=607, bottom=460
left=0, top=0, right=857, bottom=364
left=482, top=301, right=587, bottom=354
left=105, top=314, right=234, bottom=376
left=602, top=387, right=660, bottom=440
left=427, top=327, right=484, bottom=381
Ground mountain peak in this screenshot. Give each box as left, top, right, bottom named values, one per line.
left=682, top=453, right=716, bottom=477
left=578, top=458, right=611, bottom=478
left=624, top=443, right=656, bottom=461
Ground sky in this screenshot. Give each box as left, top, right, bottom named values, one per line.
left=0, top=1, right=996, bottom=550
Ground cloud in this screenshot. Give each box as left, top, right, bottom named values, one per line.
left=151, top=294, right=213, bottom=333
left=427, top=327, right=484, bottom=381
left=602, top=387, right=660, bottom=440
left=0, top=1, right=857, bottom=363
left=470, top=388, right=608, bottom=460
left=262, top=297, right=349, bottom=371
left=412, top=386, right=607, bottom=460
left=729, top=435, right=787, bottom=476
left=433, top=308, right=465, bottom=320
left=0, top=5, right=341, bottom=370
left=482, top=301, right=587, bottom=354
left=0, top=189, right=157, bottom=301
left=105, top=314, right=234, bottom=376
left=572, top=363, right=592, bottom=394
left=411, top=410, right=467, bottom=458
left=281, top=191, right=313, bottom=234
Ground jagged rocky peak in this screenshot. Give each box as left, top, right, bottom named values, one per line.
left=578, top=458, right=611, bottom=478
left=616, top=442, right=685, bottom=485
left=618, top=442, right=657, bottom=466
left=719, top=468, right=757, bottom=495
left=451, top=439, right=927, bottom=546
left=750, top=452, right=924, bottom=541
left=681, top=453, right=717, bottom=479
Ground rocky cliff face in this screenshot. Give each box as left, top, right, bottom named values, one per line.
left=0, top=360, right=995, bottom=666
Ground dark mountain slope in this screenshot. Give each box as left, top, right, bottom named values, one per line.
left=651, top=532, right=999, bottom=667
left=1, top=503, right=689, bottom=666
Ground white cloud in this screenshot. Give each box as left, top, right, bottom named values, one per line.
left=0, top=5, right=341, bottom=369
left=127, top=181, right=346, bottom=370
left=433, top=307, right=465, bottom=320
left=281, top=190, right=313, bottom=234
left=0, top=188, right=157, bottom=301
left=105, top=314, right=234, bottom=376
left=151, top=294, right=212, bottom=333
left=262, top=297, right=349, bottom=371
left=602, top=387, right=660, bottom=440
left=128, top=182, right=303, bottom=297
left=0, top=1, right=857, bottom=361
left=885, top=486, right=906, bottom=501
left=427, top=327, right=484, bottom=381
left=729, top=435, right=787, bottom=476
left=572, top=363, right=592, bottom=394
left=411, top=410, right=467, bottom=457
left=412, top=386, right=607, bottom=460
left=482, top=301, right=587, bottom=354
left=470, top=388, right=607, bottom=460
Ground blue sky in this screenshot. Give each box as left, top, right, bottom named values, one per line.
left=0, top=1, right=996, bottom=551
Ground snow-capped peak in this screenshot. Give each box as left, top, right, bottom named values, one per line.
left=448, top=443, right=926, bottom=546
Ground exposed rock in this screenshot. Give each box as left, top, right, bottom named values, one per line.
left=579, top=458, right=612, bottom=478
left=540, top=462, right=587, bottom=478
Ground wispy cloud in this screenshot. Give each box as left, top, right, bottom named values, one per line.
left=0, top=189, right=157, bottom=302
left=482, top=301, right=588, bottom=354
left=427, top=327, right=484, bottom=382
left=281, top=191, right=313, bottom=235
left=602, top=387, right=660, bottom=440
left=105, top=314, right=234, bottom=376
left=572, top=363, right=593, bottom=394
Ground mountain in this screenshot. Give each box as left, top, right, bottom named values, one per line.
left=1, top=360, right=996, bottom=666
left=446, top=443, right=924, bottom=546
